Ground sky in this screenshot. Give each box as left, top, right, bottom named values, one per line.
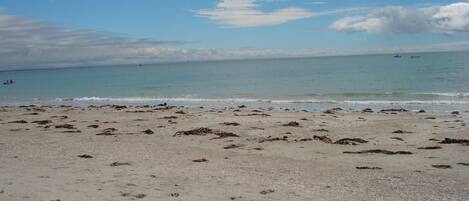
left=1, top=0, right=469, bottom=70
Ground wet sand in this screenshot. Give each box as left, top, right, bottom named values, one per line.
left=0, top=105, right=468, bottom=201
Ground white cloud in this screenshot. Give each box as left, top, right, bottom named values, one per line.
left=2, top=6, right=469, bottom=71
left=330, top=2, right=469, bottom=34
left=0, top=10, right=196, bottom=69
left=195, top=0, right=314, bottom=27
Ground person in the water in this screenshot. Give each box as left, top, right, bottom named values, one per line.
left=3, top=80, right=14, bottom=85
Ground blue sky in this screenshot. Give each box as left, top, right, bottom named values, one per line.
left=1, top=0, right=469, bottom=69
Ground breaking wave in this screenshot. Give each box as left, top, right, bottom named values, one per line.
left=56, top=97, right=469, bottom=105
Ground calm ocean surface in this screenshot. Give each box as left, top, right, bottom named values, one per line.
left=1, top=51, right=469, bottom=113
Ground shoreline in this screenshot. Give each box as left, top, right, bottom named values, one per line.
left=0, top=101, right=468, bottom=116
left=1, top=105, right=468, bottom=200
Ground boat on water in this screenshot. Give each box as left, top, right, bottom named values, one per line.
left=393, top=54, right=402, bottom=58
left=410, top=56, right=421, bottom=58
left=3, top=80, right=15, bottom=85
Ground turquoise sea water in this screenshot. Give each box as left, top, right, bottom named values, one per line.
left=1, top=51, right=469, bottom=113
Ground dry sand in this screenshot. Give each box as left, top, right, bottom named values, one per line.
left=0, top=105, right=468, bottom=201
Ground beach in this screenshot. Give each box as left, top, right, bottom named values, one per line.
left=1, top=105, right=468, bottom=201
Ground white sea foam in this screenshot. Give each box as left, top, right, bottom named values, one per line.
left=61, top=97, right=338, bottom=104
left=412, top=92, right=469, bottom=97
left=343, top=100, right=469, bottom=105
left=56, top=97, right=469, bottom=105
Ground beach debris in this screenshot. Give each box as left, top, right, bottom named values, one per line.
left=362, top=108, right=373, bottom=113
left=299, top=138, right=313, bottom=142
left=77, top=154, right=93, bottom=158
left=32, top=120, right=52, bottom=125
left=250, top=127, right=265, bottom=130
left=244, top=113, right=271, bottom=117
left=96, top=128, right=118, bottom=136
left=425, top=117, right=436, bottom=120
left=356, top=166, right=382, bottom=170
left=175, top=110, right=186, bottom=114
left=282, top=121, right=300, bottom=127
left=334, top=138, right=368, bottom=145
left=32, top=107, right=46, bottom=112
left=87, top=125, right=99, bottom=128
left=110, top=162, right=130, bottom=166
left=212, top=131, right=239, bottom=139
left=323, top=109, right=336, bottom=114
left=175, top=127, right=212, bottom=136
left=432, top=165, right=452, bottom=169
left=111, top=105, right=127, bottom=110
left=134, top=194, right=146, bottom=199
left=380, top=108, right=408, bottom=112
left=251, top=109, right=263, bottom=112
left=161, top=116, right=178, bottom=119
left=259, top=189, right=275, bottom=195
left=192, top=158, right=208, bottom=163
left=230, top=196, right=242, bottom=200
left=417, top=146, right=442, bottom=150
left=392, top=130, right=414, bottom=134
left=174, top=127, right=239, bottom=139
left=55, top=124, right=76, bottom=129
left=23, top=112, right=39, bottom=115
left=51, top=115, right=68, bottom=119
left=457, top=163, right=469, bottom=166
left=154, top=105, right=177, bottom=111
left=451, top=111, right=460, bottom=115
left=439, top=138, right=469, bottom=144
left=223, top=144, right=245, bottom=149
left=63, top=130, right=81, bottom=133
left=313, top=135, right=333, bottom=144
left=126, top=110, right=152, bottom=113
left=143, top=129, right=154, bottom=135
left=220, top=122, right=240, bottom=126
left=238, top=105, right=247, bottom=108
left=313, top=129, right=329, bottom=132
left=258, top=136, right=288, bottom=143
left=391, top=137, right=404, bottom=141
left=8, top=120, right=27, bottom=124
left=417, top=109, right=426, bottom=113
left=121, top=193, right=147, bottom=199
left=169, top=193, right=180, bottom=197
left=343, top=149, right=412, bottom=155
left=157, top=103, right=167, bottom=107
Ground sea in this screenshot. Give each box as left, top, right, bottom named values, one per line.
left=1, top=51, right=469, bottom=114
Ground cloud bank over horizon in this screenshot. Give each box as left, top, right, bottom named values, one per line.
left=1, top=1, right=469, bottom=70
left=331, top=2, right=469, bottom=34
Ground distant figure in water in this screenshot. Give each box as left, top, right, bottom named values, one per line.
left=3, top=80, right=14, bottom=85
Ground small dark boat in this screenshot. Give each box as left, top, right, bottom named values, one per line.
left=410, top=56, right=420, bottom=58
left=393, top=54, right=402, bottom=58
left=3, top=80, right=14, bottom=85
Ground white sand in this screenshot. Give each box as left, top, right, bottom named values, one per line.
left=0, top=105, right=468, bottom=201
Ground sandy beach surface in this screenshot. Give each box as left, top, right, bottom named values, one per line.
left=1, top=105, right=468, bottom=201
